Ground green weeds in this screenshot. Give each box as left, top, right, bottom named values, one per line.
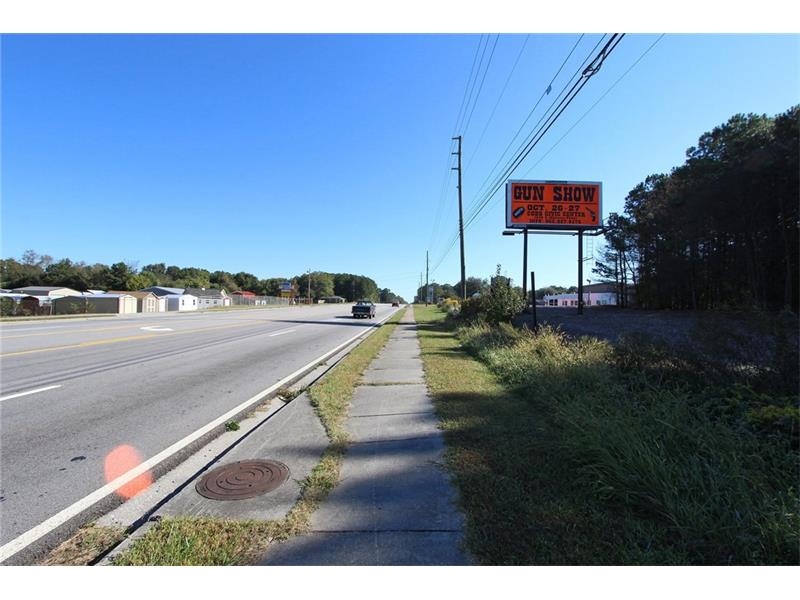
left=418, top=306, right=798, bottom=565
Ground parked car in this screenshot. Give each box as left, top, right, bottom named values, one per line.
left=352, top=300, right=376, bottom=319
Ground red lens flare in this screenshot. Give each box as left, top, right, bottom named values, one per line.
left=104, top=445, right=152, bottom=500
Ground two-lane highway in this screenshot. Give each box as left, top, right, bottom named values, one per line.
left=0, top=303, right=399, bottom=562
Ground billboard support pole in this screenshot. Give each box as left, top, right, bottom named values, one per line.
left=578, top=229, right=584, bottom=315
left=522, top=228, right=528, bottom=311
left=531, top=270, right=537, bottom=329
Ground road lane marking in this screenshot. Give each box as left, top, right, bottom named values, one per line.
left=0, top=385, right=62, bottom=402
left=0, top=308, right=399, bottom=563
left=0, top=334, right=162, bottom=357
left=0, top=320, right=268, bottom=358
left=0, top=323, right=157, bottom=339
left=268, top=329, right=296, bottom=337
left=140, top=326, right=174, bottom=332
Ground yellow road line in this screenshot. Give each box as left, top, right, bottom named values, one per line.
left=0, top=324, right=155, bottom=339
left=0, top=320, right=268, bottom=358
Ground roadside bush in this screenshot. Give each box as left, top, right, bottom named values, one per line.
left=0, top=297, right=15, bottom=316
left=457, top=269, right=523, bottom=325
left=438, top=297, right=460, bottom=317
left=457, top=321, right=800, bottom=564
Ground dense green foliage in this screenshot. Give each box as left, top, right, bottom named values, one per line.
left=0, top=251, right=402, bottom=302
left=455, top=320, right=798, bottom=564
left=415, top=276, right=490, bottom=303
left=456, top=266, right=524, bottom=325
left=596, top=106, right=799, bottom=311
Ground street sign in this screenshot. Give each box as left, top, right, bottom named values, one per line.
left=506, top=180, right=602, bottom=230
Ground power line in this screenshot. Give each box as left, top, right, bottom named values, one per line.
left=520, top=34, right=666, bottom=180
left=466, top=34, right=530, bottom=172
left=467, top=34, right=591, bottom=210
left=451, top=35, right=487, bottom=137
left=431, top=34, right=626, bottom=274
left=428, top=37, right=485, bottom=258
left=463, top=34, right=624, bottom=231
left=461, top=34, right=500, bottom=138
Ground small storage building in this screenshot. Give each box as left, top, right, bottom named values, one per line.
left=164, top=294, right=198, bottom=311
left=108, top=290, right=163, bottom=313
left=53, top=294, right=137, bottom=315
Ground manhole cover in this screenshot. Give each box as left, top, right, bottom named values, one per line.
left=195, top=459, right=290, bottom=501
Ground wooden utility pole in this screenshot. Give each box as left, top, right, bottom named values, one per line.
left=452, top=135, right=466, bottom=300
left=425, top=251, right=429, bottom=306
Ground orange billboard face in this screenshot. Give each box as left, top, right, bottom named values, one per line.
left=506, top=180, right=602, bottom=229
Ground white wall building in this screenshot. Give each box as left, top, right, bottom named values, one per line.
left=542, top=291, right=618, bottom=307
left=164, top=294, right=198, bottom=311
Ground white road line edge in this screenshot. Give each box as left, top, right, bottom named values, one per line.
left=0, top=308, right=399, bottom=563
left=268, top=329, right=296, bottom=337
left=0, top=385, right=62, bottom=403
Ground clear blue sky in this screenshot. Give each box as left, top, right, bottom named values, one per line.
left=2, top=32, right=798, bottom=300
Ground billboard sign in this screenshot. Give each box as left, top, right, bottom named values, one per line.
left=506, top=180, right=602, bottom=230
left=279, top=281, right=293, bottom=292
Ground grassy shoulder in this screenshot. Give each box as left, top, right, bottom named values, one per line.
left=414, top=304, right=799, bottom=565
left=43, top=309, right=405, bottom=566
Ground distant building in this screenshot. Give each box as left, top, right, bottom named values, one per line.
left=53, top=294, right=137, bottom=315
left=140, top=286, right=186, bottom=297
left=542, top=283, right=635, bottom=307
left=11, top=286, right=82, bottom=298
left=164, top=294, right=198, bottom=312
left=184, top=288, right=231, bottom=309
left=108, top=290, right=163, bottom=313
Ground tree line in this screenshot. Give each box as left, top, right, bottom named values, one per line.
left=415, top=276, right=577, bottom=304
left=595, top=106, right=799, bottom=311
left=0, top=251, right=404, bottom=303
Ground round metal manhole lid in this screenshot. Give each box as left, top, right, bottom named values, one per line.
left=195, top=459, right=290, bottom=501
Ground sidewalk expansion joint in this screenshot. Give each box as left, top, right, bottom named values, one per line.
left=307, top=528, right=463, bottom=534
left=350, top=411, right=434, bottom=418
left=349, top=435, right=440, bottom=445
left=360, top=382, right=424, bottom=387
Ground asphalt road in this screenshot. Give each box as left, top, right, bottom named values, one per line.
left=0, top=303, right=398, bottom=561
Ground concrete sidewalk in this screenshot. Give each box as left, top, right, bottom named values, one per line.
left=259, top=308, right=472, bottom=565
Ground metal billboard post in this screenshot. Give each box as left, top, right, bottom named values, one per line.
left=522, top=228, right=528, bottom=312
left=578, top=229, right=584, bottom=315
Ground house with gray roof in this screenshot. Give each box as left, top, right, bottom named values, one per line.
left=184, top=288, right=231, bottom=309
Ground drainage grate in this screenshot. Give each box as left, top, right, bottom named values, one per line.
left=195, top=459, right=290, bottom=501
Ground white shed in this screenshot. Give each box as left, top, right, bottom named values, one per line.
left=165, top=294, right=198, bottom=311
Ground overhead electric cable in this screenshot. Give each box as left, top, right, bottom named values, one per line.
left=463, top=34, right=624, bottom=230
left=467, top=34, right=590, bottom=207
left=520, top=34, right=665, bottom=180
left=466, top=34, right=530, bottom=172
left=451, top=35, right=487, bottom=137
left=431, top=34, right=626, bottom=274
left=461, top=34, right=500, bottom=138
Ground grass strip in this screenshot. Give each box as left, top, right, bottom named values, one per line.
left=415, top=305, right=635, bottom=565
left=39, top=525, right=126, bottom=566
left=108, top=309, right=405, bottom=566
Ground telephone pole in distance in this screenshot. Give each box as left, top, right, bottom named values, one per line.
left=452, top=135, right=466, bottom=300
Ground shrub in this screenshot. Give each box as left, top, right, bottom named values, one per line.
left=457, top=267, right=523, bottom=325
left=457, top=320, right=799, bottom=564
